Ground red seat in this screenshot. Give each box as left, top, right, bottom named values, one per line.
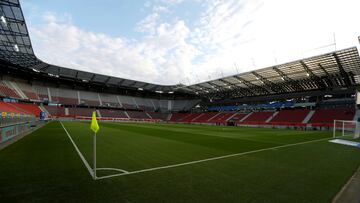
left=309, top=108, right=355, bottom=124
left=270, top=109, right=310, bottom=124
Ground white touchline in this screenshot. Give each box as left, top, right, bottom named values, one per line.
left=96, top=136, right=332, bottom=180
left=60, top=122, right=94, bottom=178
left=97, top=168, right=129, bottom=173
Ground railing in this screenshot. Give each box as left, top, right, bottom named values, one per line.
left=0, top=120, right=40, bottom=145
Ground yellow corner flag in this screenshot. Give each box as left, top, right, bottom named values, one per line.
left=90, top=111, right=100, bottom=134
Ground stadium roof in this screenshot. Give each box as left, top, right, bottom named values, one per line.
left=0, top=0, right=182, bottom=93
left=179, top=47, right=360, bottom=100
left=1, top=0, right=360, bottom=99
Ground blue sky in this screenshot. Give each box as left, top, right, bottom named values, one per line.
left=22, top=0, right=202, bottom=38
left=21, top=0, right=360, bottom=85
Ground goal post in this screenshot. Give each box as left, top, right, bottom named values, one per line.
left=333, top=120, right=360, bottom=139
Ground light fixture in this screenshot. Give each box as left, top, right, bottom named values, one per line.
left=168, top=91, right=174, bottom=94
left=14, top=44, right=19, bottom=52
left=306, top=73, right=310, bottom=77
left=1, top=16, right=6, bottom=25
left=138, top=88, right=143, bottom=91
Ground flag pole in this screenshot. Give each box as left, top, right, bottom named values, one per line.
left=90, top=111, right=99, bottom=180
left=93, top=132, right=96, bottom=180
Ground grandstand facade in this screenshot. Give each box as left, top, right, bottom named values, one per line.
left=0, top=0, right=360, bottom=130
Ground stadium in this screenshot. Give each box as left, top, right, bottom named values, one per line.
left=1, top=0, right=360, bottom=202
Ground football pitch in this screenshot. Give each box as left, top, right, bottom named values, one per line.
left=1, top=121, right=360, bottom=202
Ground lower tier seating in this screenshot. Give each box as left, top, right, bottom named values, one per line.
left=242, top=112, right=274, bottom=123
left=209, top=113, right=236, bottom=123
left=309, top=108, right=355, bottom=124
left=270, top=109, right=310, bottom=124
left=100, top=109, right=128, bottom=118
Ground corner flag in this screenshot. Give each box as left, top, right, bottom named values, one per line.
left=90, top=111, right=99, bottom=134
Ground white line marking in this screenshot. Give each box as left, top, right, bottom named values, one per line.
left=96, top=168, right=129, bottom=173
left=96, top=136, right=332, bottom=180
left=60, top=122, right=94, bottom=178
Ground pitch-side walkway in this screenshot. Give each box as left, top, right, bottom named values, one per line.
left=333, top=165, right=360, bottom=203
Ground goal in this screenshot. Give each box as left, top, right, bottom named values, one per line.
left=333, top=120, right=360, bottom=138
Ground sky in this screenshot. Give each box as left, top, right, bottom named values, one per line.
left=21, top=0, right=360, bottom=85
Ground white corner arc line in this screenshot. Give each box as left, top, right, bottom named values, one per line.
left=96, top=136, right=332, bottom=180
left=96, top=168, right=129, bottom=173
left=60, top=122, right=94, bottom=178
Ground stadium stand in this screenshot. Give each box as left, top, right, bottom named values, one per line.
left=192, top=112, right=219, bottom=123
left=50, top=88, right=78, bottom=105
left=242, top=112, right=274, bottom=124
left=16, top=82, right=40, bottom=100
left=8, top=103, right=42, bottom=116
left=180, top=113, right=203, bottom=122
left=79, top=90, right=101, bottom=106
left=100, top=109, right=128, bottom=118
left=68, top=107, right=95, bottom=117
left=209, top=112, right=236, bottom=123
left=169, top=113, right=189, bottom=122
left=100, top=94, right=119, bottom=107
left=44, top=106, right=66, bottom=117
left=269, top=109, right=310, bottom=124
left=33, top=85, right=49, bottom=101
left=147, top=112, right=169, bottom=120
left=0, top=102, right=25, bottom=113
left=118, top=95, right=137, bottom=109
left=309, top=108, right=355, bottom=125
left=0, top=81, right=21, bottom=99
left=126, top=111, right=150, bottom=119
left=230, top=113, right=249, bottom=122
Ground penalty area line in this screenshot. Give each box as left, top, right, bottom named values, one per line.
left=96, top=136, right=332, bottom=180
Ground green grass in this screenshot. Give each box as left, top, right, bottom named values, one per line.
left=1, top=121, right=360, bottom=202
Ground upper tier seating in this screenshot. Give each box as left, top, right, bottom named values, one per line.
left=0, top=82, right=21, bottom=99
left=242, top=112, right=274, bottom=123
left=134, top=98, right=155, bottom=111
left=33, top=85, right=49, bottom=101
left=270, top=109, right=310, bottom=124
left=79, top=91, right=100, bottom=106
left=50, top=88, right=78, bottom=105
left=118, top=96, right=137, bottom=109
left=309, top=108, right=355, bottom=124
left=16, top=82, right=39, bottom=100
left=100, top=94, right=120, bottom=107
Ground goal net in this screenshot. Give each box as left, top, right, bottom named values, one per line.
left=333, top=120, right=360, bottom=139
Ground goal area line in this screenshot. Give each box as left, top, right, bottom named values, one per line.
left=60, top=122, right=332, bottom=181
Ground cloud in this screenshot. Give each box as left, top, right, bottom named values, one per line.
left=27, top=0, right=360, bottom=86
left=29, top=12, right=198, bottom=85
